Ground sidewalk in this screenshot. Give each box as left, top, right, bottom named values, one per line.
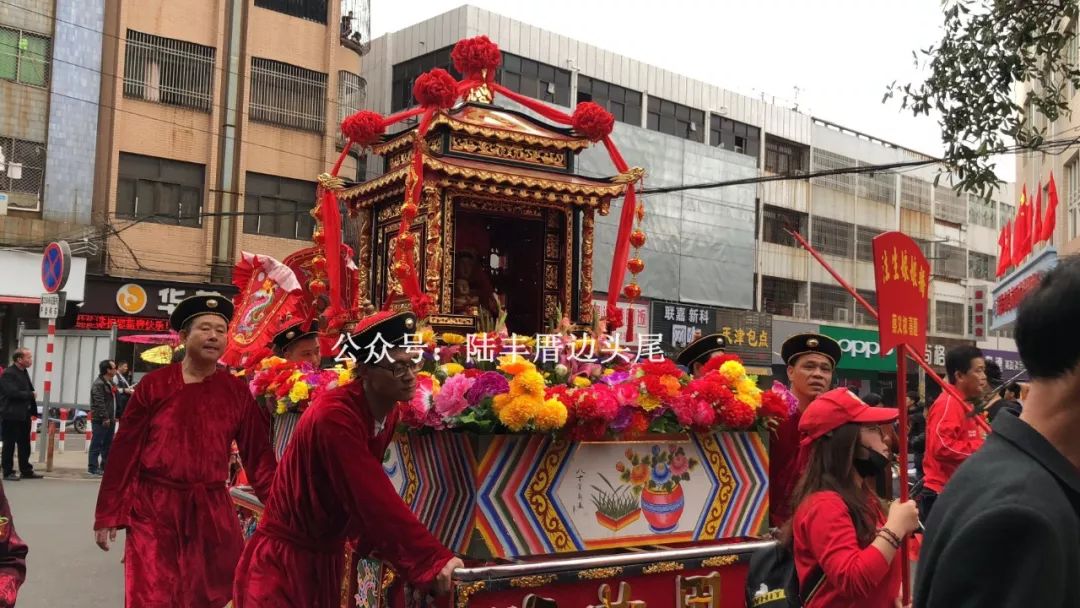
left=19, top=436, right=100, bottom=481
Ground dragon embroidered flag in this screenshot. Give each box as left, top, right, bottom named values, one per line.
left=222, top=252, right=306, bottom=367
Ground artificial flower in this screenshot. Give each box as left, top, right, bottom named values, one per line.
left=441, top=362, right=464, bottom=376
left=466, top=372, right=510, bottom=405
left=434, top=373, right=476, bottom=420
left=441, top=332, right=467, bottom=345
left=288, top=381, right=310, bottom=403
left=513, top=370, right=547, bottom=398
left=534, top=398, right=568, bottom=431
left=572, top=376, right=592, bottom=388
left=498, top=356, right=535, bottom=376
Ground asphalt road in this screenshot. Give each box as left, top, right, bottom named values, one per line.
left=6, top=468, right=124, bottom=606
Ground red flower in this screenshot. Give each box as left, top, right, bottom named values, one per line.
left=413, top=68, right=460, bottom=109
left=760, top=390, right=790, bottom=421
left=451, top=36, right=502, bottom=78
left=626, top=411, right=650, bottom=437
left=462, top=368, right=482, bottom=379
left=700, top=354, right=743, bottom=375
left=340, top=110, right=385, bottom=145
left=716, top=396, right=756, bottom=429
left=638, top=358, right=680, bottom=378
left=572, top=102, right=615, bottom=142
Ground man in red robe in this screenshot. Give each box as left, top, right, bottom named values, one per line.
left=769, top=333, right=842, bottom=527
left=93, top=294, right=277, bottom=607
left=233, top=310, right=462, bottom=606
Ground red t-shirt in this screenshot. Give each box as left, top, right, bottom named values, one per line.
left=793, top=491, right=901, bottom=608
left=922, top=392, right=985, bottom=493
left=769, top=410, right=801, bottom=527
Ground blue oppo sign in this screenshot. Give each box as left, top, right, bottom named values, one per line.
left=41, top=241, right=72, bottom=294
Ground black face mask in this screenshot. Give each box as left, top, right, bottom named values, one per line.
left=853, top=447, right=889, bottom=477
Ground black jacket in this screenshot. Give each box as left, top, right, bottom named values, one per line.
left=915, top=411, right=1080, bottom=607
left=907, top=405, right=926, bottom=454
left=0, top=366, right=35, bottom=422
left=89, top=376, right=116, bottom=423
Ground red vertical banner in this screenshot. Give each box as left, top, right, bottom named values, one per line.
left=872, top=232, right=930, bottom=357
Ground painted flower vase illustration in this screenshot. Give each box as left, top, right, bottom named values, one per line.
left=616, top=444, right=699, bottom=534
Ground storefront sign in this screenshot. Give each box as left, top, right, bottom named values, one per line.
left=923, top=336, right=976, bottom=373
left=872, top=232, right=930, bottom=357
left=593, top=299, right=648, bottom=345
left=649, top=302, right=772, bottom=365
left=992, top=247, right=1058, bottom=329
left=980, top=348, right=1028, bottom=381
left=76, top=314, right=170, bottom=332
left=819, top=325, right=897, bottom=372
left=83, top=278, right=236, bottom=319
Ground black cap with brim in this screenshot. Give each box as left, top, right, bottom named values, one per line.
left=169, top=294, right=234, bottom=332
left=273, top=321, right=320, bottom=353
left=781, top=333, right=842, bottom=366
left=338, top=311, right=418, bottom=363
left=675, top=333, right=728, bottom=368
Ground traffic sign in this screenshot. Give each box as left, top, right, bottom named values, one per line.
left=41, top=241, right=71, bottom=294
left=39, top=292, right=65, bottom=319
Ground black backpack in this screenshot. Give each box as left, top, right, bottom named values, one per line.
left=744, top=542, right=824, bottom=608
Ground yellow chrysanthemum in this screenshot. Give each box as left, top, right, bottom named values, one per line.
left=492, top=393, right=512, bottom=414
left=337, top=369, right=353, bottom=386
left=441, top=332, right=466, bottom=345
left=737, top=378, right=758, bottom=396
left=534, top=398, right=568, bottom=431
left=498, top=356, right=536, bottom=376
left=721, top=360, right=747, bottom=380
left=289, top=370, right=303, bottom=383
left=288, top=381, right=310, bottom=402
left=572, top=376, right=592, bottom=388
left=603, top=368, right=615, bottom=376
left=498, top=397, right=536, bottom=432
left=275, top=401, right=287, bottom=415
left=441, top=362, right=464, bottom=376
left=512, top=370, right=546, bottom=398
left=417, top=329, right=436, bottom=346
left=262, top=356, right=285, bottom=370
left=639, top=394, right=662, bottom=412
left=737, top=392, right=760, bottom=410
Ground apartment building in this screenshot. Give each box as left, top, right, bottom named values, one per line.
left=361, top=5, right=1016, bottom=388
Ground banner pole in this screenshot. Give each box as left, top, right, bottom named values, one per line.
left=896, top=350, right=911, bottom=604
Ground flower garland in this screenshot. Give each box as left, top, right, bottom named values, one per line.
left=249, top=357, right=354, bottom=415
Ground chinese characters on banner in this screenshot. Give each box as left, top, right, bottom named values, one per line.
left=591, top=299, right=648, bottom=343
left=76, top=314, right=170, bottom=332
left=872, top=232, right=930, bottom=357
left=649, top=302, right=772, bottom=365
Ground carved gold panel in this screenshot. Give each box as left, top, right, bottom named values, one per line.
left=449, top=135, right=567, bottom=169
left=677, top=572, right=722, bottom=608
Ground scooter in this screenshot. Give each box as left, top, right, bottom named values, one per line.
left=35, top=406, right=89, bottom=435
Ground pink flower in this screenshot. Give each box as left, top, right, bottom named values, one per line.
left=402, top=376, right=438, bottom=428
left=670, top=452, right=690, bottom=476
left=434, top=374, right=476, bottom=420
left=612, top=382, right=639, bottom=407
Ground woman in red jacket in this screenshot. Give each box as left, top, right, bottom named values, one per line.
left=783, top=388, right=920, bottom=608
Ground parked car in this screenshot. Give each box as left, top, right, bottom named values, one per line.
left=35, top=406, right=89, bottom=435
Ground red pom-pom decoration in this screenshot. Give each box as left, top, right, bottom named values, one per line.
left=451, top=36, right=502, bottom=78
left=627, top=258, right=645, bottom=274
left=308, top=279, right=327, bottom=297
left=310, top=255, right=327, bottom=273
left=572, top=102, right=615, bottom=142
left=629, top=229, right=647, bottom=248
left=340, top=110, right=385, bottom=145
left=413, top=68, right=459, bottom=109
left=605, top=303, right=624, bottom=330
left=622, top=283, right=642, bottom=300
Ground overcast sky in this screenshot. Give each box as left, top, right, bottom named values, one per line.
left=371, top=0, right=1014, bottom=178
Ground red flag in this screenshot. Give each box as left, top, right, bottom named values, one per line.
left=996, top=221, right=1012, bottom=278
left=1033, top=182, right=1044, bottom=246
left=1043, top=172, right=1059, bottom=243
left=1016, top=185, right=1032, bottom=262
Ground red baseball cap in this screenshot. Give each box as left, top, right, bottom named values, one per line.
left=799, top=388, right=898, bottom=443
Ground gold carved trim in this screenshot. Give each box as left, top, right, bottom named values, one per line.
left=642, top=561, right=685, bottom=575
left=509, top=574, right=558, bottom=589
left=699, top=433, right=736, bottom=538
left=441, top=195, right=455, bottom=313
left=318, top=173, right=346, bottom=190
left=423, top=186, right=443, bottom=308
left=577, top=566, right=623, bottom=580
left=580, top=209, right=595, bottom=324
left=455, top=580, right=487, bottom=608
left=371, top=111, right=591, bottom=157
left=701, top=554, right=739, bottom=568
left=450, top=135, right=567, bottom=169
left=356, top=207, right=372, bottom=308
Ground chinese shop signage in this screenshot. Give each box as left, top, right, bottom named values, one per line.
left=819, top=325, right=897, bottom=372
left=83, top=278, right=236, bottom=320
left=650, top=302, right=772, bottom=365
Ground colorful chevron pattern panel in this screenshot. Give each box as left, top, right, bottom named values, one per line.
left=389, top=431, right=769, bottom=559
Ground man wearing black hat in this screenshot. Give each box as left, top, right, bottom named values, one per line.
left=272, top=321, right=321, bottom=367
left=93, top=294, right=277, bottom=608
left=769, top=333, right=842, bottom=527
left=675, top=333, right=729, bottom=377
left=234, top=310, right=461, bottom=606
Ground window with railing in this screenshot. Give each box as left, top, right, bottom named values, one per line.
left=336, top=71, right=365, bottom=146
left=710, top=116, right=760, bottom=159
left=499, top=52, right=571, bottom=107
left=858, top=169, right=895, bottom=204
left=762, top=205, right=807, bottom=246
left=0, top=136, right=45, bottom=211
left=339, top=0, right=370, bottom=51
left=811, top=282, right=853, bottom=323
left=249, top=58, right=327, bottom=133
left=811, top=149, right=858, bottom=194
left=390, top=46, right=456, bottom=112
left=969, top=251, right=995, bottom=281
left=0, top=26, right=49, bottom=87
left=855, top=289, right=877, bottom=324
left=116, top=152, right=204, bottom=227
left=762, top=275, right=804, bottom=317
left=999, top=201, right=1015, bottom=229
left=855, top=227, right=882, bottom=262
left=123, top=30, right=215, bottom=112
left=811, top=216, right=855, bottom=258
left=254, top=0, right=327, bottom=24
left=935, top=243, right=967, bottom=280
left=935, top=300, right=965, bottom=335
left=901, top=175, right=931, bottom=213
left=935, top=185, right=967, bottom=224
left=764, top=136, right=809, bottom=174
left=577, top=75, right=641, bottom=126
left=913, top=237, right=934, bottom=274
left=1067, top=158, right=1080, bottom=239
left=646, top=96, right=704, bottom=143
left=243, top=172, right=316, bottom=240
left=967, top=194, right=997, bottom=229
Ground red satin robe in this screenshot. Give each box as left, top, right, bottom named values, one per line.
left=94, top=364, right=276, bottom=608
left=0, top=481, right=27, bottom=607
left=233, top=381, right=454, bottom=607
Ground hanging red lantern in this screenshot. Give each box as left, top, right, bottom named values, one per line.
left=629, top=229, right=647, bottom=248
left=622, top=283, right=642, bottom=300
left=310, top=256, right=327, bottom=273
left=309, top=279, right=327, bottom=297
left=627, top=257, right=645, bottom=275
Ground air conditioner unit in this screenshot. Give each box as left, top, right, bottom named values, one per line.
left=834, top=308, right=850, bottom=322
left=792, top=302, right=808, bottom=319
